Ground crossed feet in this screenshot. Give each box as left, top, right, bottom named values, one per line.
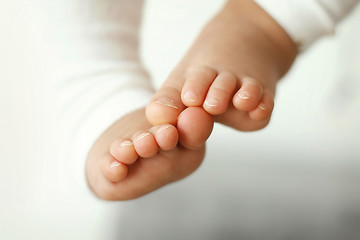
left=86, top=0, right=297, bottom=200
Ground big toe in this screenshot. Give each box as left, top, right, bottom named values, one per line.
left=177, top=107, right=214, bottom=149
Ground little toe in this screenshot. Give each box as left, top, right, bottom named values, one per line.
left=177, top=107, right=214, bottom=149
left=181, top=66, right=218, bottom=107
left=102, top=156, right=128, bottom=183
left=146, top=86, right=185, bottom=126
left=248, top=89, right=274, bottom=121
left=233, top=76, right=263, bottom=112
left=110, top=138, right=138, bottom=165
left=132, top=131, right=159, bottom=158
left=150, top=124, right=179, bottom=151
left=203, top=71, right=237, bottom=115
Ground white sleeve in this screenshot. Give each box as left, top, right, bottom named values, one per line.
left=254, top=0, right=360, bottom=50
left=27, top=0, right=153, bottom=195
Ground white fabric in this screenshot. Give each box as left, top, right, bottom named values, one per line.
left=0, top=1, right=154, bottom=239
left=25, top=0, right=154, bottom=194
left=254, top=0, right=360, bottom=50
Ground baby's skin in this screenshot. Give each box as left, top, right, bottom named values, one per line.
left=86, top=0, right=297, bottom=200
left=146, top=0, right=297, bottom=131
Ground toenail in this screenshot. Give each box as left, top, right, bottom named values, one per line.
left=135, top=132, right=150, bottom=141
left=154, top=98, right=178, bottom=109
left=183, top=91, right=198, bottom=102
left=243, top=76, right=256, bottom=82
left=148, top=126, right=157, bottom=134
left=158, top=125, right=170, bottom=132
left=238, top=91, right=251, bottom=100
left=204, top=98, right=220, bottom=107
left=258, top=103, right=266, bottom=111
left=110, top=161, right=121, bottom=168
left=120, top=140, right=133, bottom=147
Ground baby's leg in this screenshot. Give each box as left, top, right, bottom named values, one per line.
left=146, top=0, right=297, bottom=131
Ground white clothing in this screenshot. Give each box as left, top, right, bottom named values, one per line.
left=27, top=0, right=154, bottom=194
left=255, top=0, right=360, bottom=50
left=1, top=0, right=153, bottom=239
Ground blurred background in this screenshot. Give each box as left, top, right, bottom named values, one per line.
left=1, top=0, right=360, bottom=239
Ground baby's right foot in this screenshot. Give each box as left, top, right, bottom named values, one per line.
left=86, top=107, right=213, bottom=200
left=146, top=0, right=297, bottom=131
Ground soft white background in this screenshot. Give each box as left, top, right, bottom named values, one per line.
left=1, top=0, right=360, bottom=239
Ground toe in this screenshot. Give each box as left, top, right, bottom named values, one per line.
left=203, top=71, right=237, bottom=115
left=181, top=67, right=218, bottom=107
left=102, top=156, right=128, bottom=183
left=146, top=86, right=185, bottom=126
left=150, top=124, right=179, bottom=151
left=110, top=138, right=138, bottom=165
left=177, top=107, right=214, bottom=149
left=132, top=131, right=159, bottom=158
left=233, top=76, right=263, bottom=112
left=248, top=89, right=274, bottom=121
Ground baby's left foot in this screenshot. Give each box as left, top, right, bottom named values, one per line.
left=146, top=0, right=297, bottom=131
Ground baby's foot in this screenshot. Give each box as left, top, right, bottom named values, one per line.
left=86, top=107, right=213, bottom=200
left=146, top=0, right=296, bottom=131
